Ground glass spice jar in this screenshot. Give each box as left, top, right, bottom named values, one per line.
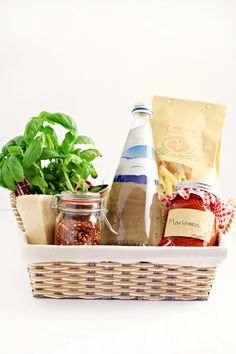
left=159, top=181, right=220, bottom=247
left=52, top=191, right=114, bottom=246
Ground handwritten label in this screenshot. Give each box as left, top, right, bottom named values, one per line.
left=164, top=208, right=215, bottom=242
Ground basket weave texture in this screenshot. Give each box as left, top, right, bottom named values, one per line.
left=28, top=261, right=216, bottom=300
left=10, top=192, right=227, bottom=301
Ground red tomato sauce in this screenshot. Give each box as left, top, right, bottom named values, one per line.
left=159, top=194, right=218, bottom=247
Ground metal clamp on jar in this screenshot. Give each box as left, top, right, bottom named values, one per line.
left=51, top=191, right=117, bottom=245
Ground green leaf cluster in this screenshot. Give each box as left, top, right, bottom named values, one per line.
left=0, top=112, right=101, bottom=194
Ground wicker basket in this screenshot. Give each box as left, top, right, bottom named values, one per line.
left=10, top=193, right=235, bottom=301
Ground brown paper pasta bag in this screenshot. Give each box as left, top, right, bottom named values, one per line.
left=151, top=96, right=226, bottom=196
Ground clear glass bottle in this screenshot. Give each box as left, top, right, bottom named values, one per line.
left=102, top=102, right=160, bottom=246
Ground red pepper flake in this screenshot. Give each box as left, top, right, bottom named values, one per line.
left=55, top=219, right=101, bottom=245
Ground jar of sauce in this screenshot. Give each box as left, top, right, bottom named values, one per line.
left=159, top=181, right=220, bottom=247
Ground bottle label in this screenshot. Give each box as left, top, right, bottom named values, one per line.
left=164, top=208, right=215, bottom=242
left=114, top=155, right=158, bottom=183
left=122, top=145, right=155, bottom=159
left=113, top=124, right=158, bottom=184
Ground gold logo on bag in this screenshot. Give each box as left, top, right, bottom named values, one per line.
left=163, top=137, right=193, bottom=154
left=156, top=136, right=196, bottom=160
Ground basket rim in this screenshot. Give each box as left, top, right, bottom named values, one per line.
left=20, top=232, right=229, bottom=268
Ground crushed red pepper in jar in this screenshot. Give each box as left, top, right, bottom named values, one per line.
left=56, top=219, right=101, bottom=245
left=53, top=191, right=103, bottom=245
left=52, top=191, right=117, bottom=246
left=159, top=181, right=233, bottom=247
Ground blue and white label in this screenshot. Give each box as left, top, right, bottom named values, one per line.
left=122, top=145, right=155, bottom=160
left=114, top=125, right=158, bottom=184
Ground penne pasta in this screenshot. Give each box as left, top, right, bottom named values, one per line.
left=159, top=165, right=178, bottom=186
left=158, top=161, right=192, bottom=197
left=164, top=177, right=173, bottom=196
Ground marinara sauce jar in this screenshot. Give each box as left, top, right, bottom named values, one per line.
left=159, top=181, right=221, bottom=247
left=52, top=191, right=116, bottom=245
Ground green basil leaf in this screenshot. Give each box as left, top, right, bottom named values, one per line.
left=1, top=160, right=16, bottom=190
left=44, top=187, right=57, bottom=195
left=56, top=169, right=65, bottom=180
left=76, top=135, right=95, bottom=145
left=64, top=154, right=82, bottom=165
left=22, top=136, right=43, bottom=168
left=73, top=148, right=81, bottom=156
left=79, top=161, right=90, bottom=180
left=7, top=155, right=24, bottom=182
left=40, top=112, right=77, bottom=135
left=23, top=117, right=43, bottom=145
left=80, top=180, right=88, bottom=192
left=41, top=148, right=60, bottom=160
left=42, top=126, right=59, bottom=149
left=0, top=160, right=6, bottom=188
left=2, top=136, right=24, bottom=154
left=89, top=184, right=108, bottom=193
left=23, top=165, right=39, bottom=177
left=71, top=173, right=81, bottom=184
left=80, top=149, right=102, bottom=162
left=45, top=161, right=59, bottom=172
left=43, top=173, right=55, bottom=181
left=38, top=111, right=51, bottom=121
left=30, top=175, right=48, bottom=193
left=90, top=164, right=98, bottom=178
left=7, top=146, right=22, bottom=155
left=0, top=177, right=4, bottom=187
left=61, top=132, right=76, bottom=155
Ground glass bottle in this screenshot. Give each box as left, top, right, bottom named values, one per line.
left=102, top=102, right=160, bottom=246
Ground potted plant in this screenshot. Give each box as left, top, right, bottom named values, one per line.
left=0, top=111, right=107, bottom=243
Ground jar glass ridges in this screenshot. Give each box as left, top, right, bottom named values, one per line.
left=54, top=191, right=103, bottom=245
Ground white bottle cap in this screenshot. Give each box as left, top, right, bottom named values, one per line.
left=132, top=102, right=152, bottom=116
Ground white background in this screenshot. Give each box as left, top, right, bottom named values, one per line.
left=0, top=1, right=236, bottom=353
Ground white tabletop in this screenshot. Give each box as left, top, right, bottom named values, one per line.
left=1, top=211, right=236, bottom=354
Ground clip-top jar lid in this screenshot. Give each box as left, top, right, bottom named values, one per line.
left=176, top=180, right=221, bottom=197
left=57, top=191, right=118, bottom=235
left=61, top=191, right=101, bottom=202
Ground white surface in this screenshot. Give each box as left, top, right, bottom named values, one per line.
left=1, top=211, right=236, bottom=354
left=1, top=1, right=236, bottom=353
left=21, top=232, right=229, bottom=267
